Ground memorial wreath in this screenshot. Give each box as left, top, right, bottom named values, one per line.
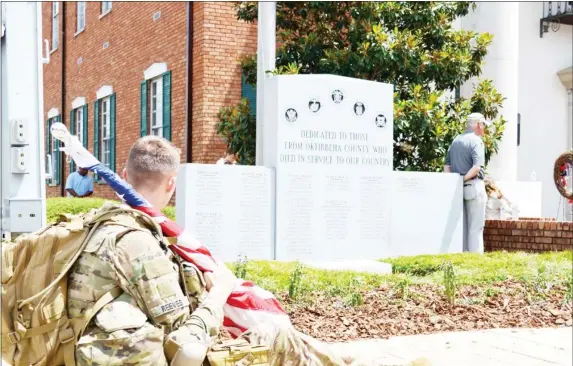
left=554, top=150, right=573, bottom=202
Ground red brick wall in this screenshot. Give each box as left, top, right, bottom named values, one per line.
left=485, top=219, right=573, bottom=252
left=43, top=2, right=187, bottom=199
left=42, top=2, right=257, bottom=201
left=191, top=2, right=257, bottom=163
left=42, top=2, right=64, bottom=198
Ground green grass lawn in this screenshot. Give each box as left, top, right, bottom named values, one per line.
left=386, top=251, right=572, bottom=285
left=46, top=197, right=175, bottom=223
left=229, top=252, right=572, bottom=301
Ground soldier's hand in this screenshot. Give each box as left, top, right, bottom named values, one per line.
left=204, top=262, right=237, bottom=305
left=204, top=272, right=215, bottom=291
left=204, top=261, right=235, bottom=291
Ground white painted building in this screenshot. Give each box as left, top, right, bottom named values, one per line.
left=458, top=2, right=572, bottom=221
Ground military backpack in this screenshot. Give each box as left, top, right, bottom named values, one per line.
left=1, top=205, right=161, bottom=366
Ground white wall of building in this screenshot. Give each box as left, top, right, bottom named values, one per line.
left=517, top=2, right=572, bottom=220
left=460, top=2, right=520, bottom=183
left=459, top=2, right=572, bottom=220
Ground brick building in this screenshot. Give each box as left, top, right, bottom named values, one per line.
left=43, top=1, right=257, bottom=199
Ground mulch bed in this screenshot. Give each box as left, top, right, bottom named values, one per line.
left=284, top=280, right=572, bottom=342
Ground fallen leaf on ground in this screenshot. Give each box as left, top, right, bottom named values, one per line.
left=286, top=281, right=572, bottom=342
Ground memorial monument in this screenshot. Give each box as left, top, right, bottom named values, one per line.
left=262, top=75, right=394, bottom=261
left=177, top=74, right=464, bottom=262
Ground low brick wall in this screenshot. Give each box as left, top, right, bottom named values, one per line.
left=484, top=219, right=573, bottom=252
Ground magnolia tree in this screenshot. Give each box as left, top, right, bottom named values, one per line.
left=218, top=1, right=506, bottom=171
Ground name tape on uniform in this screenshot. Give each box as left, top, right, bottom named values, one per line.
left=150, top=297, right=190, bottom=318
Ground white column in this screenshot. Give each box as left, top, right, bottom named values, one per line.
left=565, top=90, right=573, bottom=222
left=557, top=67, right=572, bottom=221
left=255, top=2, right=276, bottom=166
left=461, top=2, right=519, bottom=181
left=557, top=66, right=572, bottom=150
left=565, top=89, right=572, bottom=222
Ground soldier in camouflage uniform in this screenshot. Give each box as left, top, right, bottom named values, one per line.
left=68, top=205, right=232, bottom=364
left=67, top=136, right=238, bottom=365
left=68, top=136, right=427, bottom=366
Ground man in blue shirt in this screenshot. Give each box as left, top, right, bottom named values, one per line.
left=65, top=167, right=94, bottom=198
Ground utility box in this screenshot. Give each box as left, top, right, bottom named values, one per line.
left=11, top=147, right=30, bottom=174
left=8, top=198, right=43, bottom=233
left=11, top=118, right=29, bottom=145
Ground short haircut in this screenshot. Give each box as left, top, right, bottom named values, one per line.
left=466, top=112, right=486, bottom=129
left=126, top=136, right=181, bottom=189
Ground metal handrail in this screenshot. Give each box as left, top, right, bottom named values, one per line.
left=540, top=2, right=573, bottom=37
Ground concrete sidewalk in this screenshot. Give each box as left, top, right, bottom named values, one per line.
left=335, top=327, right=573, bottom=365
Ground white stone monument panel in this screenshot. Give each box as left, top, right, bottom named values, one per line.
left=176, top=164, right=275, bottom=261
left=390, top=172, right=463, bottom=257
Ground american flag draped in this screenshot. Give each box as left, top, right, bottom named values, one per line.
left=51, top=123, right=290, bottom=337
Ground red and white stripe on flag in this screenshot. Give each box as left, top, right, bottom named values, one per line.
left=132, top=207, right=290, bottom=336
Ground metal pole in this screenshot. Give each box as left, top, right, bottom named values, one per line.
left=255, top=2, right=276, bottom=166
left=1, top=2, right=48, bottom=238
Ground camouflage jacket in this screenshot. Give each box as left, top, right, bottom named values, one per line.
left=67, top=204, right=220, bottom=365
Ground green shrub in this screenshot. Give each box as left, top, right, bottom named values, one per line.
left=288, top=262, right=306, bottom=300
left=343, top=277, right=365, bottom=307
left=46, top=197, right=110, bottom=223
left=46, top=197, right=175, bottom=223
left=162, top=206, right=176, bottom=221
left=217, top=98, right=256, bottom=166
left=392, top=261, right=442, bottom=276
left=233, top=254, right=249, bottom=279
left=442, top=261, right=457, bottom=305
left=393, top=276, right=412, bottom=300
left=565, top=274, right=573, bottom=305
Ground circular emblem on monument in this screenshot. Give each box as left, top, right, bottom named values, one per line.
left=375, top=114, right=387, bottom=128
left=285, top=108, right=298, bottom=123
left=331, top=89, right=344, bottom=104
left=354, top=102, right=365, bottom=116
left=308, top=99, right=321, bottom=113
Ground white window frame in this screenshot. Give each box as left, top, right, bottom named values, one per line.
left=100, top=96, right=111, bottom=168
left=50, top=118, right=58, bottom=184
left=150, top=77, right=164, bottom=137
left=51, top=2, right=59, bottom=51
left=76, top=1, right=86, bottom=34
left=101, top=1, right=112, bottom=16
left=75, top=108, right=84, bottom=144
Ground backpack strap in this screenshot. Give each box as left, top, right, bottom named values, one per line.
left=5, top=316, right=68, bottom=344
left=91, top=206, right=164, bottom=235
left=61, top=227, right=136, bottom=366
left=60, top=286, right=123, bottom=366
left=5, top=286, right=123, bottom=366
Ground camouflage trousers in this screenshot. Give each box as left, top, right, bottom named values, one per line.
left=74, top=320, right=426, bottom=365
left=238, top=323, right=424, bottom=366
